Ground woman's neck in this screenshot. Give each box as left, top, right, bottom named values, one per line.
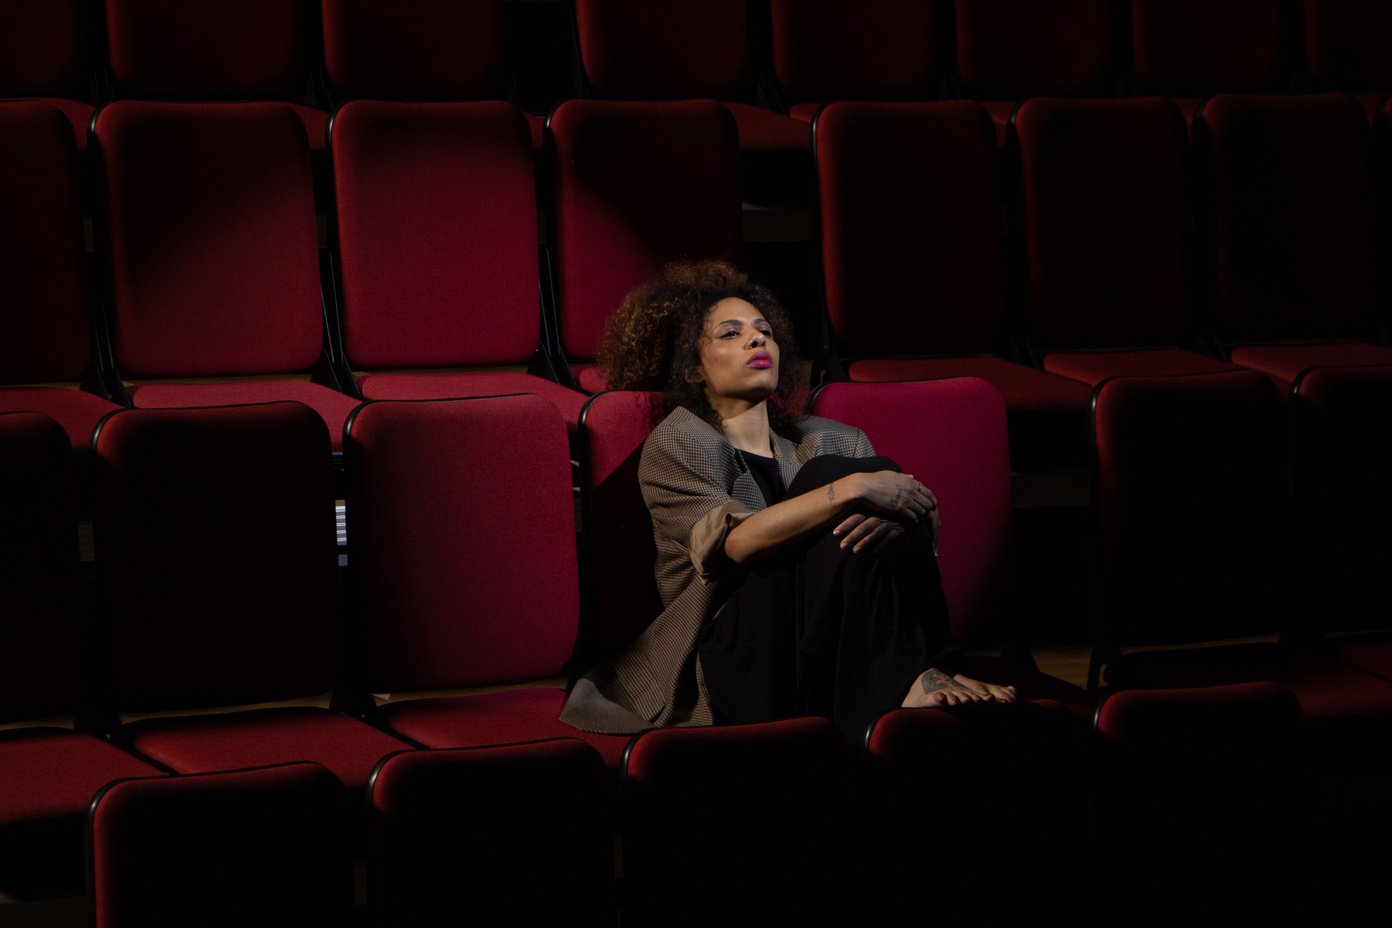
left=720, top=402, right=774, bottom=457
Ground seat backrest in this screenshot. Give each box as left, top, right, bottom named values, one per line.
left=814, top=100, right=1003, bottom=360
left=1291, top=363, right=1392, bottom=635
left=321, top=0, right=507, bottom=100
left=94, top=402, right=340, bottom=712
left=343, top=395, right=578, bottom=692
left=103, top=0, right=309, bottom=98
left=622, top=717, right=855, bottom=927
left=863, top=701, right=1085, bottom=924
left=90, top=762, right=351, bottom=928
left=809, top=378, right=1012, bottom=649
left=1130, top=0, right=1289, bottom=96
left=577, top=390, right=663, bottom=659
left=329, top=100, right=538, bottom=371
left=369, top=740, right=611, bottom=927
left=1304, top=0, right=1392, bottom=92
left=93, top=101, right=323, bottom=379
left=1092, top=682, right=1307, bottom=925
left=1091, top=370, right=1296, bottom=647
left=1198, top=93, right=1373, bottom=343
left=0, top=412, right=80, bottom=723
left=574, top=0, right=754, bottom=100
left=953, top=0, right=1113, bottom=99
left=549, top=99, right=740, bottom=365
left=0, top=0, right=87, bottom=97
left=0, top=102, right=90, bottom=385
left=1013, top=96, right=1193, bottom=349
left=769, top=0, right=938, bottom=107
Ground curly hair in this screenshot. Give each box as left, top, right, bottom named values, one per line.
left=596, top=260, right=805, bottom=434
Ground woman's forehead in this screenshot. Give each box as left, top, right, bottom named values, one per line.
left=704, top=297, right=763, bottom=327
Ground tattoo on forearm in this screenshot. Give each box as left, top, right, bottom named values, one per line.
left=826, top=482, right=836, bottom=503
left=920, top=668, right=956, bottom=694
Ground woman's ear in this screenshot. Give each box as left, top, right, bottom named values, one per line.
left=684, top=365, right=704, bottom=384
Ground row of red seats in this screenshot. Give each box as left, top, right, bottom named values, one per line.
left=83, top=683, right=1319, bottom=927
left=5, top=0, right=1392, bottom=159
left=4, top=93, right=1390, bottom=480
left=3, top=370, right=1390, bottom=900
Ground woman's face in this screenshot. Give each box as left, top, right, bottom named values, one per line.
left=694, top=297, right=780, bottom=415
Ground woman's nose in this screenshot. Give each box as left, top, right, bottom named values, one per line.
left=748, top=331, right=765, bottom=347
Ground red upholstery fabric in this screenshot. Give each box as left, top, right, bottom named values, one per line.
left=0, top=387, right=120, bottom=455
left=864, top=702, right=1085, bottom=924
left=95, top=403, right=341, bottom=711
left=1291, top=365, right=1392, bottom=633
left=1200, top=94, right=1375, bottom=345
left=90, top=763, right=352, bottom=928
left=125, top=710, right=408, bottom=795
left=331, top=101, right=540, bottom=369
left=94, top=101, right=324, bottom=378
left=810, top=379, right=1012, bottom=648
left=0, top=413, right=80, bottom=722
left=1305, top=0, right=1392, bottom=91
left=1092, top=683, right=1309, bottom=925
left=575, top=364, right=606, bottom=393
left=1014, top=97, right=1200, bottom=348
left=622, top=718, right=855, bottom=926
left=0, top=731, right=160, bottom=827
left=369, top=741, right=612, bottom=926
left=10, top=97, right=96, bottom=152
left=1331, top=640, right=1392, bottom=683
left=770, top=0, right=937, bottom=108
left=1092, top=371, right=1296, bottom=647
left=578, top=391, right=663, bottom=656
left=846, top=356, right=1090, bottom=471
left=575, top=0, right=753, bottom=99
left=953, top=0, right=1112, bottom=99
left=357, top=372, right=586, bottom=432
left=549, top=100, right=740, bottom=362
left=816, top=101, right=1003, bottom=357
left=0, top=102, right=89, bottom=383
left=1109, top=644, right=1392, bottom=722
left=126, top=381, right=360, bottom=452
left=0, top=729, right=161, bottom=896
left=104, top=0, right=306, bottom=97
left=1043, top=348, right=1237, bottom=386
left=0, top=0, right=86, bottom=96
left=721, top=101, right=809, bottom=152
left=1130, top=0, right=1288, bottom=95
left=344, top=396, right=578, bottom=691
left=379, top=689, right=630, bottom=770
left=321, top=0, right=507, bottom=99
left=1231, top=342, right=1392, bottom=392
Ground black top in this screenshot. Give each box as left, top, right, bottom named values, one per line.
left=739, top=449, right=785, bottom=505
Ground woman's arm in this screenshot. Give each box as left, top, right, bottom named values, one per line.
left=724, top=470, right=936, bottom=564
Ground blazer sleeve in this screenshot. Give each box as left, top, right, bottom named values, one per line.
left=639, top=422, right=754, bottom=582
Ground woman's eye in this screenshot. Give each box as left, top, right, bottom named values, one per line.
left=719, top=329, right=739, bottom=338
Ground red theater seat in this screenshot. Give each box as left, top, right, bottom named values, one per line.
left=89, top=763, right=352, bottom=928
left=92, top=101, right=358, bottom=449
left=343, top=396, right=629, bottom=770
left=328, top=100, right=583, bottom=432
left=0, top=412, right=161, bottom=898
left=813, top=100, right=1091, bottom=471
left=1012, top=97, right=1237, bottom=386
left=0, top=103, right=120, bottom=456
left=94, top=403, right=409, bottom=820
left=548, top=100, right=741, bottom=391
left=0, top=0, right=95, bottom=150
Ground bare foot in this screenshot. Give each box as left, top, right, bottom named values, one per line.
left=901, top=669, right=1018, bottom=708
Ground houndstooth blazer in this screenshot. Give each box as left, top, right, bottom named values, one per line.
left=560, top=405, right=873, bottom=734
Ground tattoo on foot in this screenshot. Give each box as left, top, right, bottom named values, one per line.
left=920, top=668, right=956, bottom=694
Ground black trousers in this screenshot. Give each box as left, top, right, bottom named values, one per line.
left=698, top=454, right=959, bottom=743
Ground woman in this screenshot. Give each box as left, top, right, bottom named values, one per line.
left=561, top=261, right=1014, bottom=739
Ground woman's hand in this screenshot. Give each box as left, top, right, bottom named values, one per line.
left=844, top=471, right=938, bottom=526
left=832, top=513, right=906, bottom=554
